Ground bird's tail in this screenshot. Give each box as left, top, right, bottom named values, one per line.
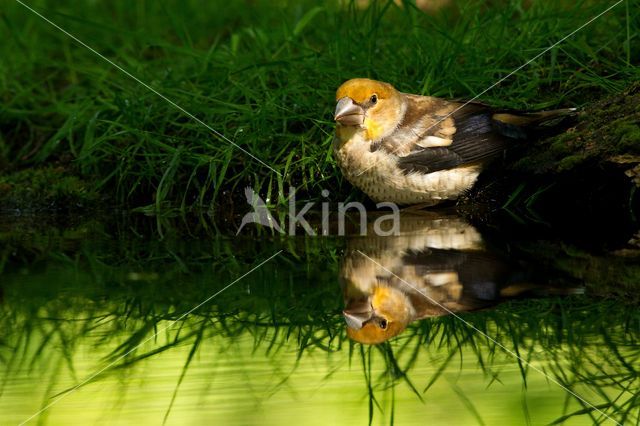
left=492, top=108, right=578, bottom=140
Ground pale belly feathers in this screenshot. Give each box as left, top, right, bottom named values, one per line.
left=333, top=135, right=481, bottom=206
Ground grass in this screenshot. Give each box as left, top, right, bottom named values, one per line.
left=1, top=0, right=639, bottom=212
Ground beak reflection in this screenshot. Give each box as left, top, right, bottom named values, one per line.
left=342, top=298, right=372, bottom=330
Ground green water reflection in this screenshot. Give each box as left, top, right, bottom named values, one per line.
left=0, top=213, right=638, bottom=425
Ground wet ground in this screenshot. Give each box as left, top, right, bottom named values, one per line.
left=0, top=210, right=639, bottom=425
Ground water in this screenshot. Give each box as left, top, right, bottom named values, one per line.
left=0, top=212, right=638, bottom=425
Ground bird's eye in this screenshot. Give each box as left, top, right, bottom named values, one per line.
left=370, top=94, right=378, bottom=105
left=379, top=319, right=388, bottom=329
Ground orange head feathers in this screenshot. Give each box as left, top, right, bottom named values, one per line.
left=343, top=284, right=415, bottom=345
left=346, top=320, right=406, bottom=345
left=335, top=78, right=398, bottom=103
left=334, top=78, right=406, bottom=142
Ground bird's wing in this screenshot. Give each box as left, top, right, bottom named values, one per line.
left=386, top=95, right=575, bottom=175
left=386, top=97, right=512, bottom=174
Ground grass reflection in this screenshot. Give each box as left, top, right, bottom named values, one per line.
left=0, top=216, right=638, bottom=424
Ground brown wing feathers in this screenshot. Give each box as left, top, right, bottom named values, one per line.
left=397, top=106, right=508, bottom=173
left=396, top=103, right=575, bottom=174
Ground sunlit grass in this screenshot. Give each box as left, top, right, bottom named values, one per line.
left=1, top=0, right=638, bottom=211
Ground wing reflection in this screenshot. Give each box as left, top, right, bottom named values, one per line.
left=341, top=213, right=577, bottom=344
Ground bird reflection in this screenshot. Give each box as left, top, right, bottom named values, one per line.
left=340, top=213, right=576, bottom=344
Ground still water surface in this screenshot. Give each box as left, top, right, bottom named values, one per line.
left=0, top=212, right=638, bottom=425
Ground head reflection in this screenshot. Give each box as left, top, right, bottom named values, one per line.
left=340, top=213, right=558, bottom=344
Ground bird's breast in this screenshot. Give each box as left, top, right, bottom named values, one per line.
left=333, top=135, right=481, bottom=205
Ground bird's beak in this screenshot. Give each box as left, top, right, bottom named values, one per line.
left=343, top=298, right=373, bottom=330
left=334, top=97, right=365, bottom=126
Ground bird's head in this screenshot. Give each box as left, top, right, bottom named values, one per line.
left=343, top=283, right=415, bottom=345
left=334, top=78, right=406, bottom=143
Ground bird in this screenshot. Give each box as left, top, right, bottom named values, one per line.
left=340, top=213, right=582, bottom=344
left=333, top=78, right=576, bottom=206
